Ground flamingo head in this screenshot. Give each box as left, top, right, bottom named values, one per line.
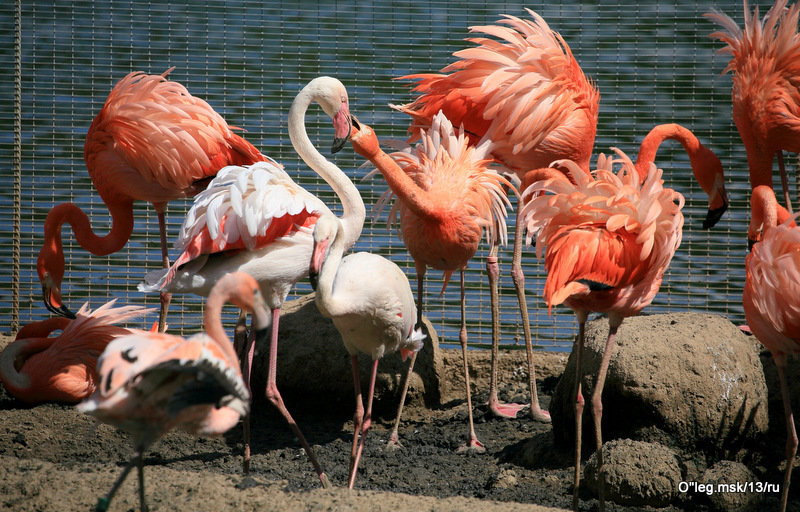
left=348, top=116, right=381, bottom=161
left=306, top=76, right=352, bottom=154
left=308, top=215, right=339, bottom=290
left=36, top=245, right=75, bottom=319
left=692, top=144, right=729, bottom=229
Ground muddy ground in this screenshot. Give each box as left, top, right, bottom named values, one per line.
left=0, top=318, right=795, bottom=512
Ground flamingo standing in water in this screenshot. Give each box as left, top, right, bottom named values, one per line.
left=521, top=150, right=685, bottom=511
left=707, top=0, right=800, bottom=219
left=37, top=68, right=265, bottom=331
left=78, top=272, right=259, bottom=512
left=0, top=301, right=152, bottom=404
left=350, top=113, right=511, bottom=453
left=743, top=186, right=800, bottom=512
left=392, top=8, right=728, bottom=425
left=309, top=214, right=425, bottom=488
left=139, top=76, right=364, bottom=484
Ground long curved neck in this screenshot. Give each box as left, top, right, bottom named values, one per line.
left=635, top=123, right=705, bottom=183
left=288, top=91, right=366, bottom=251
left=37, top=200, right=135, bottom=282
left=350, top=125, right=439, bottom=219
left=314, top=226, right=348, bottom=319
left=203, top=292, right=248, bottom=369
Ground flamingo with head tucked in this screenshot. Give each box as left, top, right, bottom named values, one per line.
left=707, top=0, right=800, bottom=218
left=309, top=213, right=424, bottom=488
left=522, top=149, right=685, bottom=511
left=139, top=76, right=364, bottom=485
left=37, top=69, right=266, bottom=331
left=350, top=112, right=511, bottom=453
left=79, top=272, right=259, bottom=512
left=0, top=301, right=152, bottom=404
left=743, top=186, right=800, bottom=512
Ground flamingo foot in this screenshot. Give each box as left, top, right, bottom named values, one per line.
left=530, top=405, right=552, bottom=423
left=456, top=436, right=486, bottom=454
left=487, top=398, right=525, bottom=419
left=385, top=432, right=403, bottom=451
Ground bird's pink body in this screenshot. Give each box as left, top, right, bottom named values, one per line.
left=0, top=301, right=151, bottom=404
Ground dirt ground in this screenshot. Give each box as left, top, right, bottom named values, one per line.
left=0, top=325, right=792, bottom=512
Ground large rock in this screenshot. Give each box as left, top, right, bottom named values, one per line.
left=250, top=294, right=442, bottom=412
left=551, top=313, right=768, bottom=456
left=583, top=439, right=682, bottom=508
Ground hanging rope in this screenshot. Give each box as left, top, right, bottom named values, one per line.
left=12, top=0, right=22, bottom=334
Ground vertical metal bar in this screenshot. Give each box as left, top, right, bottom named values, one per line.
left=12, top=0, right=22, bottom=333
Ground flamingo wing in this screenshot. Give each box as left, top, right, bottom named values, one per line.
left=394, top=8, right=598, bottom=170
left=151, top=161, right=327, bottom=290
left=522, top=150, right=684, bottom=315
left=85, top=70, right=265, bottom=196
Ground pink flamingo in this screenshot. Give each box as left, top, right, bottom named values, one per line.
left=139, top=76, right=364, bottom=484
left=521, top=150, right=685, bottom=511
left=309, top=213, right=424, bottom=488
left=743, top=186, right=800, bottom=512
left=393, top=9, right=728, bottom=426
left=0, top=301, right=152, bottom=404
left=37, top=69, right=265, bottom=331
left=350, top=112, right=511, bottom=453
left=78, top=271, right=260, bottom=512
left=707, top=0, right=800, bottom=215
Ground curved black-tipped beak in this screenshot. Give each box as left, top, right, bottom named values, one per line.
left=702, top=203, right=728, bottom=229
left=350, top=114, right=361, bottom=130
left=42, top=286, right=76, bottom=319
left=747, top=237, right=757, bottom=252
left=309, top=269, right=319, bottom=291
left=331, top=113, right=355, bottom=154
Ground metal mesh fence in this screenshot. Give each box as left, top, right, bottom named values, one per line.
left=1, top=0, right=783, bottom=350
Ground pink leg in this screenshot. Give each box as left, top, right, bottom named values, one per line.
left=348, top=355, right=364, bottom=483
left=511, top=203, right=550, bottom=422
left=386, top=265, right=426, bottom=449
left=156, top=209, right=172, bottom=334
left=233, top=310, right=251, bottom=474
left=775, top=354, right=797, bottom=512
left=572, top=311, right=588, bottom=512
left=456, top=270, right=485, bottom=453
left=263, top=308, right=330, bottom=488
left=487, top=248, right=524, bottom=419
left=590, top=316, right=622, bottom=512
left=349, top=358, right=379, bottom=489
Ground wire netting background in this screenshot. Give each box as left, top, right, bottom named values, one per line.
left=1, top=1, right=789, bottom=350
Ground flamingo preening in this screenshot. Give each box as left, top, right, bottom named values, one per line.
left=521, top=150, right=685, bottom=511
left=309, top=213, right=424, bottom=488
left=37, top=69, right=265, bottom=332
left=139, top=76, right=365, bottom=485
left=391, top=9, right=728, bottom=430
left=0, top=301, right=152, bottom=404
left=350, top=112, right=511, bottom=452
left=79, top=272, right=259, bottom=512
left=707, top=0, right=800, bottom=221
left=743, top=187, right=800, bottom=512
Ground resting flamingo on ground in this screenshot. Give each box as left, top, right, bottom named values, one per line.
left=743, top=186, right=800, bottom=512
left=139, top=76, right=364, bottom=484
left=79, top=272, right=259, bottom=512
left=38, top=68, right=265, bottom=331
left=393, top=8, right=728, bottom=425
left=309, top=214, right=425, bottom=488
left=707, top=0, right=800, bottom=217
left=350, top=112, right=511, bottom=453
left=521, top=150, right=684, bottom=511
left=0, top=301, right=152, bottom=404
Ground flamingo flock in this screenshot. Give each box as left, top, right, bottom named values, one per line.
left=2, top=2, right=799, bottom=511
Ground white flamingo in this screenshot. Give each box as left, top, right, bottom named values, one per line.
left=139, top=76, right=366, bottom=487
left=309, top=214, right=424, bottom=489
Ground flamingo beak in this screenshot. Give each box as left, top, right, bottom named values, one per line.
left=331, top=104, right=352, bottom=154
left=702, top=201, right=728, bottom=229
left=308, top=238, right=329, bottom=291
left=42, top=282, right=76, bottom=319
